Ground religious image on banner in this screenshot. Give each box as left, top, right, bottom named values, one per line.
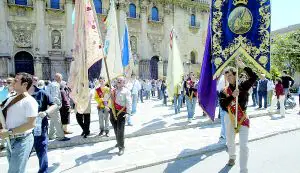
left=212, top=0, right=271, bottom=79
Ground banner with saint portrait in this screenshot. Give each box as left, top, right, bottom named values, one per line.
left=211, top=0, right=271, bottom=79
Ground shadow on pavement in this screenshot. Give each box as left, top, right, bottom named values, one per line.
left=142, top=118, right=162, bottom=126
left=133, top=120, right=167, bottom=134
left=218, top=165, right=233, bottom=173
left=49, top=162, right=60, bottom=173
left=61, top=147, right=116, bottom=173
left=163, top=148, right=216, bottom=173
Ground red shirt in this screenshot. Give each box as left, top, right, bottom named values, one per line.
left=275, top=83, right=284, bottom=98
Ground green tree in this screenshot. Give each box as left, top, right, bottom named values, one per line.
left=271, top=30, right=300, bottom=75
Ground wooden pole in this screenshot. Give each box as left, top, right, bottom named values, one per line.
left=91, top=0, right=117, bottom=120
left=235, top=58, right=239, bottom=129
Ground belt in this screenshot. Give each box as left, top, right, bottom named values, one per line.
left=10, top=132, right=31, bottom=139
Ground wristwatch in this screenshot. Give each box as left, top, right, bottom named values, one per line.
left=45, top=111, right=49, bottom=118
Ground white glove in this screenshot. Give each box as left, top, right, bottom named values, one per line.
left=123, top=113, right=131, bottom=118
left=38, top=112, right=47, bottom=118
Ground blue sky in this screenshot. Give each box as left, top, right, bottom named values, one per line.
left=271, top=0, right=300, bottom=31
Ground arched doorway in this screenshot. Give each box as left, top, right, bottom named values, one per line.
left=150, top=56, right=159, bottom=79
left=14, top=51, right=34, bottom=75
left=88, top=59, right=102, bottom=81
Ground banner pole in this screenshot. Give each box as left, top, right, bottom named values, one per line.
left=235, top=57, right=239, bottom=129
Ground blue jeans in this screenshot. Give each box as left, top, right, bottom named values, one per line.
left=131, top=94, right=138, bottom=114
left=284, top=88, right=289, bottom=106
left=145, top=91, right=150, bottom=99
left=186, top=96, right=197, bottom=119
left=7, top=133, right=34, bottom=173
left=252, top=89, right=258, bottom=106
left=219, top=108, right=226, bottom=139
left=174, top=94, right=183, bottom=114
left=258, top=91, right=268, bottom=108
left=34, top=117, right=49, bottom=173
left=140, top=90, right=144, bottom=103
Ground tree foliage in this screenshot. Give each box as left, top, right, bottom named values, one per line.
left=271, top=30, right=300, bottom=75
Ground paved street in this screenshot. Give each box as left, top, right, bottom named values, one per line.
left=131, top=130, right=300, bottom=173
left=0, top=100, right=299, bottom=173
left=46, top=94, right=300, bottom=149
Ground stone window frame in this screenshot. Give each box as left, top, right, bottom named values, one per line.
left=129, top=3, right=137, bottom=18
left=190, top=51, right=197, bottom=64
left=48, top=26, right=65, bottom=52
left=151, top=6, right=159, bottom=21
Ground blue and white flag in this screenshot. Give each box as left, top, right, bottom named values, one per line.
left=122, top=24, right=130, bottom=67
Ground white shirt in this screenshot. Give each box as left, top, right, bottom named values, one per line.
left=115, top=87, right=132, bottom=114
left=127, top=79, right=141, bottom=95
left=4, top=95, right=38, bottom=133
left=47, top=81, right=62, bottom=107
left=267, top=80, right=275, bottom=91
left=217, top=75, right=226, bottom=92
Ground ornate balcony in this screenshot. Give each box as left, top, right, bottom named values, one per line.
left=7, top=0, right=33, bottom=9
left=126, top=12, right=140, bottom=20
left=46, top=2, right=65, bottom=11
left=148, top=16, right=164, bottom=23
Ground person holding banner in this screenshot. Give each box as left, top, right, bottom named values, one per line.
left=219, top=58, right=258, bottom=173
left=95, top=77, right=111, bottom=137
left=110, top=76, right=132, bottom=156
left=0, top=73, right=38, bottom=173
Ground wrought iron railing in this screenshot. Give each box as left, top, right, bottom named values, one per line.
left=190, top=21, right=201, bottom=28
left=148, top=16, right=164, bottom=23
left=126, top=12, right=140, bottom=19
left=45, top=2, right=65, bottom=11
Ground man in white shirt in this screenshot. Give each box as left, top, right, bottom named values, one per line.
left=47, top=73, right=68, bottom=140
left=110, top=76, right=132, bottom=156
left=0, top=72, right=38, bottom=173
left=126, top=74, right=141, bottom=126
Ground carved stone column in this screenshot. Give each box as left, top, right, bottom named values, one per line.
left=0, top=1, right=10, bottom=77
left=35, top=0, right=47, bottom=56
left=140, top=1, right=149, bottom=60
left=0, top=0, right=10, bottom=57
left=158, top=60, right=163, bottom=79
left=65, top=0, right=74, bottom=58
left=118, top=0, right=127, bottom=42
left=34, top=55, right=43, bottom=78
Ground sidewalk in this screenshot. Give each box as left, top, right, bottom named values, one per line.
left=46, top=95, right=299, bottom=149
left=0, top=95, right=298, bottom=157
left=0, top=107, right=299, bottom=173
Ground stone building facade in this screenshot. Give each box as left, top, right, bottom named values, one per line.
left=0, top=0, right=209, bottom=80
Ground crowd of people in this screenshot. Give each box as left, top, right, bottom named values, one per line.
left=0, top=64, right=299, bottom=172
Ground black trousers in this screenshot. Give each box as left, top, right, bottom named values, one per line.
left=110, top=110, right=126, bottom=149
left=76, top=113, right=91, bottom=135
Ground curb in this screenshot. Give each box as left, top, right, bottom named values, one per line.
left=0, top=112, right=271, bottom=157
left=110, top=127, right=300, bottom=173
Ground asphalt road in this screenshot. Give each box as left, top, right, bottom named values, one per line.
left=129, top=130, right=300, bottom=173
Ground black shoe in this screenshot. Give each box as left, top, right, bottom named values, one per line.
left=118, top=148, right=124, bottom=156
left=83, top=134, right=88, bottom=138
left=115, top=144, right=119, bottom=148
left=105, top=131, right=109, bottom=137
left=98, top=130, right=104, bottom=136
left=81, top=132, right=85, bottom=136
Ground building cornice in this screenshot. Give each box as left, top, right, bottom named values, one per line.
left=151, top=0, right=210, bottom=12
